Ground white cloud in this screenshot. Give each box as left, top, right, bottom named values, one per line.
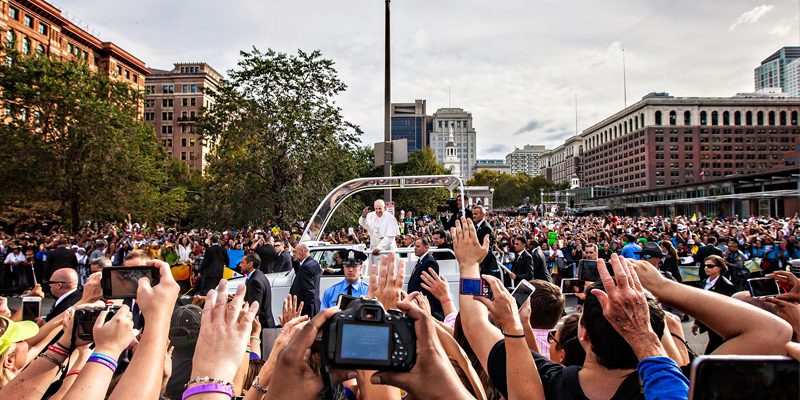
left=729, top=4, right=775, bottom=31
left=768, top=21, right=792, bottom=36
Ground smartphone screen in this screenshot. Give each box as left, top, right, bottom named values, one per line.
left=460, top=278, right=483, bottom=295
left=560, top=278, right=586, bottom=296
left=337, top=294, right=356, bottom=310
left=102, top=266, right=160, bottom=299
left=511, top=281, right=535, bottom=309
left=690, top=355, right=799, bottom=400
left=22, top=297, right=41, bottom=321
left=577, top=260, right=599, bottom=282
left=747, top=278, right=781, bottom=298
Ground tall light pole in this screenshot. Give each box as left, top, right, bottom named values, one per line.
left=383, top=0, right=392, bottom=202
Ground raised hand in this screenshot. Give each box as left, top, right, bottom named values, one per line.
left=451, top=217, right=489, bottom=270
left=472, top=275, right=522, bottom=332
left=420, top=268, right=451, bottom=303
left=93, top=305, right=135, bottom=356
left=279, top=295, right=304, bottom=325
left=373, top=253, right=405, bottom=310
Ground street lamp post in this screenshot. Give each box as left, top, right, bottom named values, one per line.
left=383, top=0, right=392, bottom=202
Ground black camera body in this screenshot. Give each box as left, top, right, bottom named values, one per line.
left=321, top=298, right=415, bottom=372
left=73, top=305, right=121, bottom=341
left=437, top=198, right=459, bottom=213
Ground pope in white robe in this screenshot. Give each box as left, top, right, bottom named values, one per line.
left=359, top=199, right=400, bottom=255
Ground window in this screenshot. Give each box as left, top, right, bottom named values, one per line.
left=24, top=15, right=33, bottom=28
left=745, top=111, right=753, bottom=125
left=161, top=125, right=173, bottom=134
left=722, top=111, right=729, bottom=125
left=181, top=152, right=187, bottom=160
left=82, top=50, right=88, bottom=60
left=683, top=111, right=691, bottom=125
left=125, top=70, right=130, bottom=79
left=190, top=138, right=196, bottom=147
left=133, top=74, right=138, bottom=83
left=182, top=84, right=188, bottom=93
left=190, top=98, right=196, bottom=106
left=9, top=6, right=18, bottom=20
left=768, top=111, right=776, bottom=126
left=144, top=112, right=154, bottom=121
left=734, top=111, right=741, bottom=125
left=145, top=99, right=155, bottom=108
left=163, top=112, right=174, bottom=120
left=711, top=111, right=718, bottom=126
left=22, top=37, right=30, bottom=54
left=181, top=138, right=187, bottom=147
left=67, top=43, right=73, bottom=53
left=190, top=84, right=197, bottom=93
left=38, top=23, right=47, bottom=36
left=654, top=111, right=663, bottom=126
left=669, top=111, right=676, bottom=125
left=162, top=85, right=174, bottom=94
left=162, top=99, right=173, bottom=107
left=116, top=66, right=122, bottom=75
left=700, top=111, right=707, bottom=125
left=792, top=111, right=798, bottom=125
left=36, top=44, right=44, bottom=57
left=146, top=85, right=155, bottom=94
left=6, top=30, right=14, bottom=48
left=182, top=98, right=188, bottom=107
left=756, top=111, right=764, bottom=125
left=779, top=111, right=786, bottom=125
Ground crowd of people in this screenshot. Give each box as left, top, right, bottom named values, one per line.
left=0, top=205, right=799, bottom=399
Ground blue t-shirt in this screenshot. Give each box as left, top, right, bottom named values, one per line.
left=621, top=243, right=642, bottom=260
left=638, top=356, right=689, bottom=400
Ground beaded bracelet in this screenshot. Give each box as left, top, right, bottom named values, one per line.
left=37, top=353, right=65, bottom=369
left=185, top=376, right=234, bottom=389
left=182, top=383, right=233, bottom=400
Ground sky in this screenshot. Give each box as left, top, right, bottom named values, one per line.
left=57, top=0, right=800, bottom=158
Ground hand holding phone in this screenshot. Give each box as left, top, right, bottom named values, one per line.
left=101, top=266, right=160, bottom=299
left=21, top=296, right=41, bottom=321
left=510, top=280, right=536, bottom=309
left=747, top=277, right=781, bottom=299
left=459, top=277, right=492, bottom=299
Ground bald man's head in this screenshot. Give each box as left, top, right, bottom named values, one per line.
left=49, top=268, right=78, bottom=297
left=292, top=243, right=309, bottom=262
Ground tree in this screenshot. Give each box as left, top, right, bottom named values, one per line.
left=468, top=170, right=563, bottom=208
left=195, top=48, right=363, bottom=228
left=0, top=50, right=186, bottom=231
left=390, top=148, right=451, bottom=217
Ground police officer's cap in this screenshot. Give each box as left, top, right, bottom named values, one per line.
left=338, top=249, right=367, bottom=266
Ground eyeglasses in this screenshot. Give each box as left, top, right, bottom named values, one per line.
left=703, top=264, right=719, bottom=268
left=45, top=280, right=66, bottom=285
left=547, top=330, right=560, bottom=347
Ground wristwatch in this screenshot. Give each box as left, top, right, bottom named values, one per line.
left=251, top=378, right=268, bottom=394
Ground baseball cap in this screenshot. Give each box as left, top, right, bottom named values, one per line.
left=635, top=242, right=666, bottom=258
left=169, top=305, right=202, bottom=348
left=0, top=317, right=39, bottom=356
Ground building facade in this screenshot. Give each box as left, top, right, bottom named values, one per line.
left=1, top=0, right=148, bottom=90
left=580, top=93, right=800, bottom=191
left=505, top=145, right=547, bottom=176
left=145, top=63, right=222, bottom=170
left=754, top=46, right=800, bottom=95
left=390, top=100, right=432, bottom=154
left=430, top=107, right=476, bottom=180
left=474, top=159, right=511, bottom=174
left=538, top=136, right=584, bottom=185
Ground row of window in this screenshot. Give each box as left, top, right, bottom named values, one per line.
left=9, top=6, right=48, bottom=36
left=161, top=138, right=197, bottom=147
left=6, top=30, right=44, bottom=56
left=146, top=84, right=200, bottom=94
left=146, top=97, right=199, bottom=108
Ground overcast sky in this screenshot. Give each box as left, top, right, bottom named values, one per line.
left=59, top=0, right=799, bottom=158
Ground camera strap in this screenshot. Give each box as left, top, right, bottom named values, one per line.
left=42, top=321, right=76, bottom=399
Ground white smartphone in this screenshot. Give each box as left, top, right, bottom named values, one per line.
left=510, top=280, right=535, bottom=309
left=22, top=296, right=41, bottom=321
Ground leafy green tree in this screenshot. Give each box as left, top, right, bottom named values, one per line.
left=0, top=50, right=186, bottom=231
left=468, top=170, right=563, bottom=208
left=195, top=48, right=363, bottom=228
left=391, top=148, right=451, bottom=217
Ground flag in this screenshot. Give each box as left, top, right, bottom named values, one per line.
left=699, top=170, right=705, bottom=177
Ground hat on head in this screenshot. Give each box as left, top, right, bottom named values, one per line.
left=338, top=249, right=367, bottom=266
left=687, top=239, right=696, bottom=245
left=169, top=305, right=202, bottom=348
left=635, top=242, right=665, bottom=258
left=0, top=317, right=39, bottom=356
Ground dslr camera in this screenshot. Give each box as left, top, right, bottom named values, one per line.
left=437, top=198, right=459, bottom=213
left=321, top=298, right=415, bottom=372
left=73, top=305, right=122, bottom=341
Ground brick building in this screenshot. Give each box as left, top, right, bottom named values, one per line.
left=580, top=93, right=800, bottom=191
left=144, top=63, right=222, bottom=170
left=1, top=0, right=148, bottom=90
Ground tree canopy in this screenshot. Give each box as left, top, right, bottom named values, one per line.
left=0, top=49, right=187, bottom=231
left=467, top=170, right=565, bottom=208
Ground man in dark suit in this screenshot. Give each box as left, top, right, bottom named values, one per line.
left=200, top=235, right=229, bottom=293
left=693, top=255, right=736, bottom=353
left=529, top=239, right=553, bottom=283
left=508, top=236, right=534, bottom=287
left=695, top=237, right=723, bottom=283
left=289, top=243, right=321, bottom=317
left=252, top=233, right=277, bottom=274
left=273, top=240, right=293, bottom=273
left=408, top=237, right=443, bottom=320
left=240, top=252, right=275, bottom=328
left=431, top=230, right=455, bottom=261
left=43, top=267, right=81, bottom=322
left=472, top=205, right=499, bottom=279
left=45, top=238, right=77, bottom=282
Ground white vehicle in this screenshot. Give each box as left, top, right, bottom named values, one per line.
left=229, top=175, right=470, bottom=325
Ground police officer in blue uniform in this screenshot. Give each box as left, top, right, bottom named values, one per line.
left=321, top=249, right=369, bottom=309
